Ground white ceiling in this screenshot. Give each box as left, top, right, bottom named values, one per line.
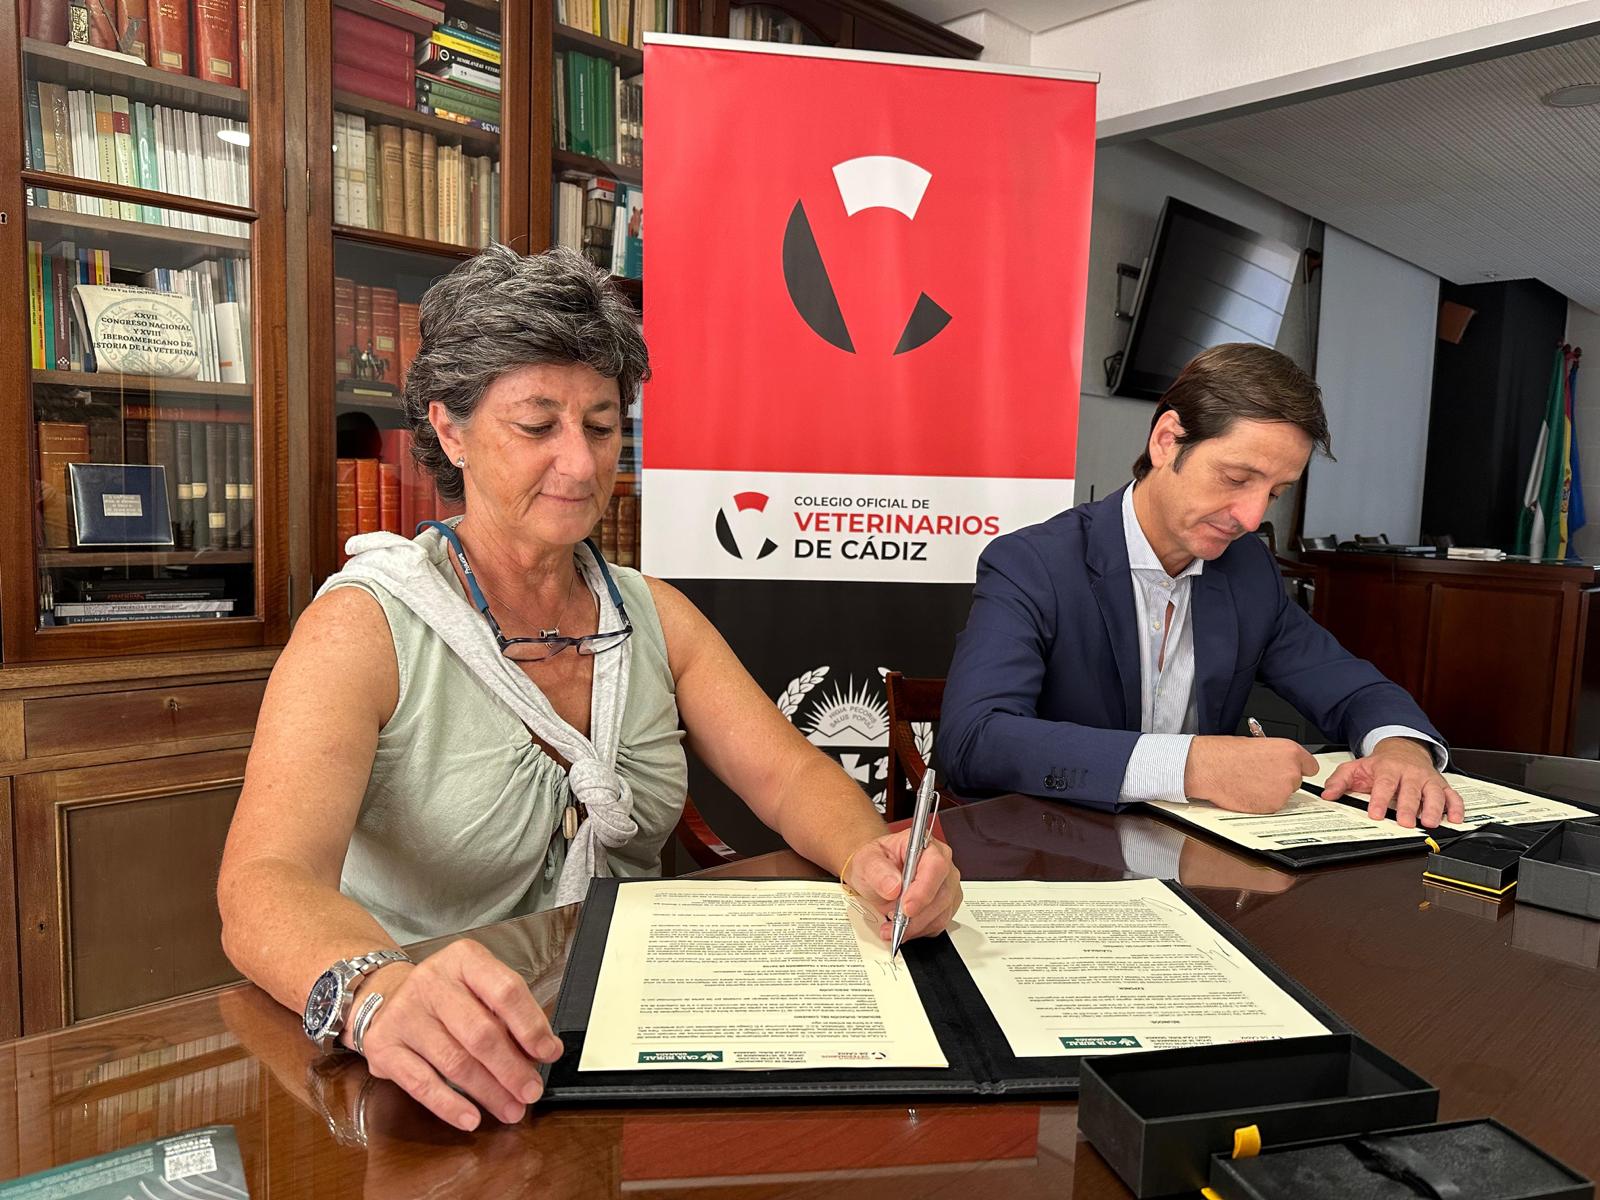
left=1154, top=33, right=1600, bottom=311
left=899, top=0, right=1135, bottom=35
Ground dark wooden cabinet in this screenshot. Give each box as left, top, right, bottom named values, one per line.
left=1304, top=551, right=1600, bottom=757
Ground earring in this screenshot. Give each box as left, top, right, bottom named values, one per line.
left=456, top=457, right=465, bottom=468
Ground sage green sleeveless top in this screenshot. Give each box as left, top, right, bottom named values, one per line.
left=327, top=535, right=688, bottom=945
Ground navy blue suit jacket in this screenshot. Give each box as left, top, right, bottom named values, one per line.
left=938, top=486, right=1444, bottom=809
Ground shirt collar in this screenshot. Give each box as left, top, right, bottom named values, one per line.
left=1122, top=483, right=1205, bottom=580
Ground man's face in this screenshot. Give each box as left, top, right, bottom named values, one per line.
left=1145, top=417, right=1313, bottom=563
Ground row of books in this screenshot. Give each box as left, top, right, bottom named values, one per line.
left=333, top=112, right=499, bottom=247
left=728, top=5, right=816, bottom=44
left=24, top=80, right=250, bottom=236
left=333, top=9, right=502, bottom=130
left=334, top=278, right=420, bottom=388
left=24, top=0, right=250, bottom=87
left=555, top=51, right=639, bottom=167
left=27, top=240, right=251, bottom=382
left=556, top=0, right=675, bottom=50
left=335, top=431, right=462, bottom=563
left=555, top=175, right=643, bottom=280
left=588, top=493, right=640, bottom=568
left=37, top=415, right=255, bottom=552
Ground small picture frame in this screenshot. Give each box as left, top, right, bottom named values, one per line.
left=67, top=463, right=176, bottom=547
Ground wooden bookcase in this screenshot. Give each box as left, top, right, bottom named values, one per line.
left=0, top=0, right=982, bottom=1036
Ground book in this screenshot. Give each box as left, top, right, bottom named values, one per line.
left=55, top=599, right=233, bottom=615
left=402, top=126, right=423, bottom=238
left=72, top=282, right=202, bottom=378
left=336, top=457, right=357, bottom=563
left=205, top=417, right=227, bottom=545
left=193, top=0, right=238, bottom=83
left=239, top=422, right=254, bottom=547
left=370, top=287, right=399, bottom=383
left=173, top=419, right=193, bottom=546
left=346, top=112, right=369, bottom=227
left=236, top=0, right=248, bottom=87
left=417, top=40, right=499, bottom=81
left=188, top=420, right=209, bottom=549
left=355, top=457, right=380, bottom=534
left=332, top=6, right=415, bottom=58
left=379, top=461, right=401, bottom=533
left=420, top=131, right=438, bottom=239
left=414, top=69, right=500, bottom=112
left=378, top=123, right=404, bottom=234
left=37, top=421, right=90, bottom=548
left=334, top=275, right=356, bottom=379
left=223, top=421, right=241, bottom=547
left=398, top=301, right=421, bottom=386
left=332, top=110, right=349, bottom=225
left=0, top=1126, right=246, bottom=1196
left=30, top=0, right=70, bottom=42
left=148, top=0, right=188, bottom=73
left=354, top=284, right=372, bottom=359
left=333, top=61, right=414, bottom=108
left=425, top=27, right=499, bottom=65
left=66, top=462, right=175, bottom=546
left=214, top=300, right=246, bottom=382
left=365, top=124, right=382, bottom=228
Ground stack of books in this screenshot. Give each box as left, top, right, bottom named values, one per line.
left=53, top=586, right=236, bottom=625
left=556, top=0, right=675, bottom=48
left=23, top=81, right=250, bottom=236
left=589, top=494, right=640, bottom=567
left=333, top=110, right=499, bottom=247
left=417, top=21, right=501, bottom=132
left=335, top=429, right=463, bottom=562
left=25, top=0, right=251, bottom=88
left=554, top=51, right=639, bottom=167
left=554, top=174, right=642, bottom=280
left=331, top=7, right=422, bottom=108
left=27, top=242, right=252, bottom=383
left=333, top=277, right=420, bottom=389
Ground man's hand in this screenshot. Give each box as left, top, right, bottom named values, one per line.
left=1184, top=736, right=1319, bottom=813
left=355, top=939, right=563, bottom=1131
left=844, top=829, right=963, bottom=943
left=1321, top=737, right=1463, bottom=829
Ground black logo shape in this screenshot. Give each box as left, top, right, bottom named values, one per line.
left=715, top=491, right=779, bottom=560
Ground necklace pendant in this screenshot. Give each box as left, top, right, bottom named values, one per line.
left=540, top=627, right=561, bottom=639
left=563, top=804, right=579, bottom=840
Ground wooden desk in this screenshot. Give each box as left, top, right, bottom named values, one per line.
left=2, top=794, right=1597, bottom=1197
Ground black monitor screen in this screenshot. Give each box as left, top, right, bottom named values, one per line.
left=1113, top=198, right=1301, bottom=400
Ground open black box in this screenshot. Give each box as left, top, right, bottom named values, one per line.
left=1077, top=1034, right=1438, bottom=1198
left=1206, top=1117, right=1593, bottom=1199
left=1423, top=823, right=1547, bottom=897
left=1518, top=821, right=1600, bottom=920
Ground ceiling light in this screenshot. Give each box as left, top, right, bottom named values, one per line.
left=1542, top=84, right=1600, bottom=107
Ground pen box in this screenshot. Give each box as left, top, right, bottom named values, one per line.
left=1205, top=1118, right=1593, bottom=1200
left=1423, top=823, right=1547, bottom=897
left=1077, top=1034, right=1439, bottom=1198
left=1517, top=820, right=1600, bottom=920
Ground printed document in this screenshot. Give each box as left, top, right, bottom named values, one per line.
left=949, top=879, right=1327, bottom=1057
left=1148, top=790, right=1427, bottom=850
left=579, top=880, right=948, bottom=1071
left=1309, top=752, right=1593, bottom=829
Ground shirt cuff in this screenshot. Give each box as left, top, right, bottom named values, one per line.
left=1119, top=733, right=1196, bottom=805
left=1359, top=726, right=1448, bottom=771
left=1116, top=821, right=1187, bottom=880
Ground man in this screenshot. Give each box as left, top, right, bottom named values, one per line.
left=940, top=343, right=1463, bottom=829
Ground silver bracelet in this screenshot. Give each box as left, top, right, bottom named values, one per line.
left=350, top=991, right=386, bottom=1056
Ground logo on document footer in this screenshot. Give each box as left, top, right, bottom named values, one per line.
left=638, top=1050, right=724, bottom=1064
left=1059, top=1036, right=1142, bottom=1050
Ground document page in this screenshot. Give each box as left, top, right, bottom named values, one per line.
left=578, top=880, right=948, bottom=1072
left=1308, top=752, right=1593, bottom=828
left=948, top=879, right=1327, bottom=1058
left=1148, top=790, right=1427, bottom=851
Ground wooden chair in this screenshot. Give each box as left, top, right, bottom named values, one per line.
left=674, top=796, right=741, bottom=869
left=884, top=671, right=950, bottom=823
left=1296, top=534, right=1337, bottom=552
left=1354, top=533, right=1390, bottom=546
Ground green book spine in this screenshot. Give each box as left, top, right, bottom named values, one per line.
left=25, top=82, right=47, bottom=207
left=134, top=103, right=162, bottom=224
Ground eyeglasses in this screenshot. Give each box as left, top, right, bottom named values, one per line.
left=422, top=520, right=634, bottom=663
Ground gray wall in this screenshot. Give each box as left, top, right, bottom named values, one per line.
left=1303, top=227, right=1440, bottom=544
left=1077, top=140, right=1320, bottom=546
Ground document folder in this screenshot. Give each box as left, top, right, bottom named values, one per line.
left=539, top=877, right=1348, bottom=1105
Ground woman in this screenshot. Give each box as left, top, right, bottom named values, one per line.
left=218, top=245, right=961, bottom=1132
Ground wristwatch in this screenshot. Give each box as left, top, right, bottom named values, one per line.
left=303, top=949, right=412, bottom=1050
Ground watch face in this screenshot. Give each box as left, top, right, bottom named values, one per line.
left=304, top=969, right=341, bottom=1039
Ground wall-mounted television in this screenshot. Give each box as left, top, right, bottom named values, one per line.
left=1112, top=197, right=1302, bottom=400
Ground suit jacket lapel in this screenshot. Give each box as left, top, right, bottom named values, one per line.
left=1191, top=569, right=1239, bottom=733
left=1086, top=487, right=1142, bottom=730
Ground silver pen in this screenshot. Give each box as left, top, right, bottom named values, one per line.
left=889, top=769, right=941, bottom=959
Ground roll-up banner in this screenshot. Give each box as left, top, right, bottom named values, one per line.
left=643, top=35, right=1096, bottom=848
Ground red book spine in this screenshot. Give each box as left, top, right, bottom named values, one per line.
left=89, top=0, right=119, bottom=48
left=148, top=0, right=189, bottom=74
left=193, top=0, right=238, bottom=84
left=355, top=458, right=380, bottom=534
left=332, top=7, right=415, bottom=58
left=236, top=0, right=248, bottom=88
left=29, top=0, right=69, bottom=43
left=370, top=286, right=400, bottom=387
left=335, top=458, right=358, bottom=564
left=333, top=276, right=356, bottom=380
left=398, top=301, right=421, bottom=388
left=354, top=285, right=372, bottom=358
left=378, top=462, right=401, bottom=534
left=117, top=0, right=151, bottom=62
left=379, top=428, right=414, bottom=537
left=332, top=62, right=415, bottom=109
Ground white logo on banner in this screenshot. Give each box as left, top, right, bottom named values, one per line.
left=775, top=665, right=934, bottom=814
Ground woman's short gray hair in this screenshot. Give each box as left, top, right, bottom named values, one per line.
left=404, top=244, right=649, bottom=501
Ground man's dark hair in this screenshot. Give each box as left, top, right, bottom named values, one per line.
left=1131, top=343, right=1333, bottom=480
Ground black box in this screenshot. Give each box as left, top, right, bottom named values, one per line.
left=1207, top=1118, right=1593, bottom=1199
left=1518, top=821, right=1600, bottom=920
left=1424, top=823, right=1546, bottom=897
left=1077, top=1034, right=1439, bottom=1198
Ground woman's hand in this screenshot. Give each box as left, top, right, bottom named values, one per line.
left=355, top=939, right=564, bottom=1131
left=844, top=829, right=962, bottom=943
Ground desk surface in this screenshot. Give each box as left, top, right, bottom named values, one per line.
left=3, top=792, right=1597, bottom=1198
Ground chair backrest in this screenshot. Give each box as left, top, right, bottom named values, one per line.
left=1253, top=520, right=1277, bottom=555
left=1297, top=534, right=1338, bottom=552
left=674, top=796, right=741, bottom=869
left=884, top=671, right=947, bottom=823
left=1354, top=533, right=1389, bottom=545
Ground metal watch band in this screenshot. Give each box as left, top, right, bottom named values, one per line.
left=350, top=991, right=385, bottom=1056
left=351, top=948, right=411, bottom=977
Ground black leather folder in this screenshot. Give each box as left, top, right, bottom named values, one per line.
left=538, top=877, right=1348, bottom=1106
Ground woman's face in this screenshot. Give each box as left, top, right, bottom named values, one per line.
left=436, top=361, right=623, bottom=549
